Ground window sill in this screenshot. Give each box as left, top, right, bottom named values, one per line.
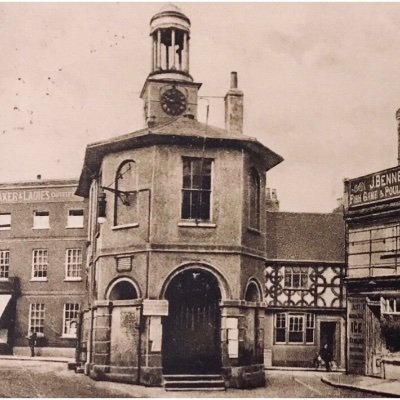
left=0, top=228, right=11, bottom=231
left=247, top=227, right=262, bottom=235
left=274, top=342, right=315, bottom=346
left=0, top=277, right=9, bottom=281
left=112, top=223, right=139, bottom=231
left=60, top=335, right=77, bottom=339
left=30, top=278, right=48, bottom=282
left=64, top=277, right=82, bottom=282
left=178, top=221, right=216, bottom=228
left=66, top=226, right=84, bottom=229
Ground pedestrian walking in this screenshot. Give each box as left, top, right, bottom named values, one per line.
left=320, top=343, right=332, bottom=372
left=28, top=328, right=37, bottom=357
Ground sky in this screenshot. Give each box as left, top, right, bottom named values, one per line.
left=1, top=2, right=400, bottom=212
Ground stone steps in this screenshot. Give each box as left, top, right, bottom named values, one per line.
left=163, top=374, right=225, bottom=391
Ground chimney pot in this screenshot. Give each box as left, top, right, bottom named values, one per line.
left=36, top=174, right=41, bottom=180
left=224, top=72, right=243, bottom=135
left=230, top=71, right=238, bottom=89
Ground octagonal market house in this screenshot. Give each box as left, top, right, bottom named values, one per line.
left=75, top=5, right=283, bottom=389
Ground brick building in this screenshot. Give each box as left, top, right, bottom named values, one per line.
left=0, top=178, right=88, bottom=357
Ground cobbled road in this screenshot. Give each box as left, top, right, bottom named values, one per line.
left=0, top=360, right=384, bottom=398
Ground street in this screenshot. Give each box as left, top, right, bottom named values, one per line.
left=0, top=359, right=384, bottom=398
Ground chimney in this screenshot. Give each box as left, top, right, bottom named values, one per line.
left=266, top=188, right=280, bottom=212
left=396, top=108, right=400, bottom=165
left=36, top=174, right=41, bottom=180
left=224, top=72, right=243, bottom=135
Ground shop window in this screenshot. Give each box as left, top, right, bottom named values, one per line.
left=29, top=303, right=45, bottom=333
left=181, top=157, right=212, bottom=221
left=32, top=249, right=48, bottom=280
left=0, top=250, right=9, bottom=279
left=249, top=168, right=261, bottom=230
left=67, top=209, right=84, bottom=228
left=114, top=160, right=137, bottom=227
left=63, top=303, right=80, bottom=337
left=65, top=249, right=82, bottom=280
left=284, top=266, right=309, bottom=289
left=33, top=211, right=49, bottom=229
left=0, top=213, right=11, bottom=231
left=275, top=313, right=286, bottom=343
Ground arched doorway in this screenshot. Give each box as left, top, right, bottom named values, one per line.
left=162, top=268, right=222, bottom=374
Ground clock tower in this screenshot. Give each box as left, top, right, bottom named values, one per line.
left=140, top=4, right=202, bottom=127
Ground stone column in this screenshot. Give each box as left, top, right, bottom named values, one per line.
left=90, top=301, right=112, bottom=378
left=171, top=29, right=176, bottom=69
left=151, top=34, right=155, bottom=72
left=157, top=30, right=162, bottom=70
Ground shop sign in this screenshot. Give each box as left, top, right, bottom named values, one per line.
left=347, top=297, right=365, bottom=374
left=349, top=165, right=400, bottom=208
left=0, top=187, right=82, bottom=204
left=142, top=300, right=168, bottom=316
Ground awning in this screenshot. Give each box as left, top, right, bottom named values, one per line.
left=0, top=295, right=11, bottom=319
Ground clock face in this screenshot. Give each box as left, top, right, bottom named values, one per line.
left=161, top=88, right=187, bottom=116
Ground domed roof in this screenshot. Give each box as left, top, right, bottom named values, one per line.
left=158, top=3, right=185, bottom=16
left=150, top=3, right=190, bottom=32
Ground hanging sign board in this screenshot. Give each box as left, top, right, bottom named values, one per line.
left=142, top=300, right=168, bottom=316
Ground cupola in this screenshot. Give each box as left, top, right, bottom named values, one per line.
left=148, top=4, right=192, bottom=82
left=141, top=4, right=202, bottom=127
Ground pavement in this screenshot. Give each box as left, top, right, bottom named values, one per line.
left=0, top=354, right=73, bottom=363
left=322, top=373, right=400, bottom=397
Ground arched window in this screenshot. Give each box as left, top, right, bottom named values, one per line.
left=108, top=279, right=139, bottom=300
left=245, top=281, right=261, bottom=302
left=114, top=160, right=137, bottom=226
left=249, top=168, right=261, bottom=230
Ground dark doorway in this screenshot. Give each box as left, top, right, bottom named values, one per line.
left=162, top=269, right=222, bottom=374
left=320, top=321, right=337, bottom=363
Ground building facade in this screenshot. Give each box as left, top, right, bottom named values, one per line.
left=264, top=211, right=346, bottom=369
left=0, top=178, right=88, bottom=357
left=344, top=160, right=400, bottom=379
left=75, top=5, right=283, bottom=389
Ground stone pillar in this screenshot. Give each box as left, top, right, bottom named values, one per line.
left=183, top=32, right=188, bottom=72
left=171, top=29, right=176, bottom=69
left=151, top=34, right=155, bottom=72
left=157, top=30, right=162, bottom=70
left=90, top=301, right=112, bottom=379
left=220, top=300, right=266, bottom=389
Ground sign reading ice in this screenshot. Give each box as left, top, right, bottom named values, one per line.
left=0, top=187, right=82, bottom=204
left=349, top=165, right=400, bottom=207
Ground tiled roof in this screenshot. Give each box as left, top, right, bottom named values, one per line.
left=88, top=117, right=253, bottom=147
left=76, top=117, right=283, bottom=197
left=266, top=211, right=345, bottom=263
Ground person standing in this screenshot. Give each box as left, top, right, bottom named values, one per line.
left=320, top=343, right=332, bottom=372
left=28, top=328, right=37, bottom=357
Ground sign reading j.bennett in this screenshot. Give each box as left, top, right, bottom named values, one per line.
left=349, top=165, right=400, bottom=207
